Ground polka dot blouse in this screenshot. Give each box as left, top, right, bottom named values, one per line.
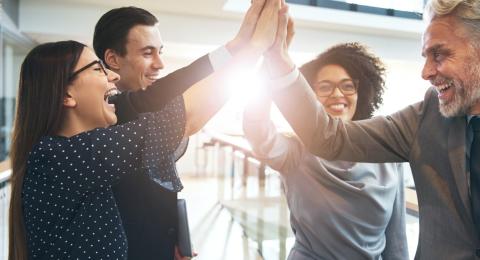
left=22, top=96, right=186, bottom=260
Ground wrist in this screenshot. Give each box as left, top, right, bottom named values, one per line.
left=265, top=52, right=295, bottom=79
left=232, top=42, right=263, bottom=64
left=225, top=39, right=241, bottom=56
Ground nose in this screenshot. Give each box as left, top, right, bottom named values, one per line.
left=106, top=69, right=120, bottom=83
left=421, top=58, right=436, bottom=81
left=152, top=53, right=165, bottom=70
left=330, top=86, right=345, bottom=98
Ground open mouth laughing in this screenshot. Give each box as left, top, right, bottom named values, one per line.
left=436, top=80, right=454, bottom=94
left=104, top=87, right=120, bottom=104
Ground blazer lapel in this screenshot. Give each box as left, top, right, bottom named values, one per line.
left=447, top=116, right=472, bottom=222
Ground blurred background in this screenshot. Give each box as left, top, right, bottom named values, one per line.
left=0, top=0, right=427, bottom=259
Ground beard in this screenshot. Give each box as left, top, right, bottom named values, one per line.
left=438, top=60, right=480, bottom=117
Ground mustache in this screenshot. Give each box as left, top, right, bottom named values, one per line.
left=430, top=76, right=453, bottom=86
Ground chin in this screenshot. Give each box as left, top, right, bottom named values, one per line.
left=104, top=113, right=118, bottom=126
left=108, top=117, right=118, bottom=126
left=327, top=110, right=351, bottom=121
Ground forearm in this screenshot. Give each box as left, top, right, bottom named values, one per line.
left=113, top=55, right=213, bottom=124
left=243, top=96, right=276, bottom=156
left=270, top=72, right=416, bottom=162
left=271, top=73, right=326, bottom=151
left=243, top=95, right=304, bottom=171
left=183, top=46, right=263, bottom=136
left=183, top=0, right=282, bottom=136
left=131, top=55, right=213, bottom=112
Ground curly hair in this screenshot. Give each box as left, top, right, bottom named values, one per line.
left=299, top=42, right=386, bottom=121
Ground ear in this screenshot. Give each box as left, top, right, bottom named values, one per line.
left=63, top=91, right=77, bottom=108
left=104, top=49, right=122, bottom=71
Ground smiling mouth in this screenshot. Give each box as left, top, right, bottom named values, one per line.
left=104, top=87, right=120, bottom=103
left=328, top=103, right=347, bottom=110
left=145, top=75, right=159, bottom=82
left=436, top=80, right=454, bottom=94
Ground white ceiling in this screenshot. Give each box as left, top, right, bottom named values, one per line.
left=17, top=0, right=426, bottom=74
left=7, top=0, right=430, bottom=117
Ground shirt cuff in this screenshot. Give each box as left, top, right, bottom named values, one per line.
left=208, top=46, right=233, bottom=71
left=267, top=67, right=300, bottom=90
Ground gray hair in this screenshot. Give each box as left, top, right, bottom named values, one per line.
left=425, top=0, right=480, bottom=45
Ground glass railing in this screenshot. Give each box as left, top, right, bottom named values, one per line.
left=200, top=130, right=419, bottom=260
left=0, top=160, right=11, bottom=260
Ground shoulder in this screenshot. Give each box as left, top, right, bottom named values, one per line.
left=28, top=132, right=96, bottom=164
left=27, top=136, right=69, bottom=170
left=30, top=136, right=67, bottom=156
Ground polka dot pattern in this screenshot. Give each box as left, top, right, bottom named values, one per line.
left=22, top=96, right=186, bottom=259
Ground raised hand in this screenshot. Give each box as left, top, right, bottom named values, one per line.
left=249, top=0, right=282, bottom=53
left=265, top=1, right=296, bottom=78
left=226, top=0, right=266, bottom=55
left=226, top=0, right=281, bottom=62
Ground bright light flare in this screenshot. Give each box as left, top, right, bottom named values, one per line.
left=225, top=61, right=267, bottom=108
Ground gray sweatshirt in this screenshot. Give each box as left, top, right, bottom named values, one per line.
left=243, top=116, right=409, bottom=260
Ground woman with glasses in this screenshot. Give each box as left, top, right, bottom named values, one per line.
left=7, top=41, right=184, bottom=260
left=8, top=39, right=224, bottom=259
left=243, top=43, right=409, bottom=259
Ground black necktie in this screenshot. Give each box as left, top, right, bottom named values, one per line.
left=471, top=116, right=480, bottom=237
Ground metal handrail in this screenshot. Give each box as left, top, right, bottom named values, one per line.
left=0, top=159, right=11, bottom=183
left=0, top=159, right=11, bottom=260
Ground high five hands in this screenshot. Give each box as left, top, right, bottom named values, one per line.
left=226, top=0, right=295, bottom=76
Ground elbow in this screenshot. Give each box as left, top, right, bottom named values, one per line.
left=302, top=132, right=339, bottom=161
left=184, top=111, right=203, bottom=136
left=184, top=121, right=202, bottom=137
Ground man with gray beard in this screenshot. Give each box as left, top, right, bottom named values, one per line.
left=259, top=0, right=480, bottom=258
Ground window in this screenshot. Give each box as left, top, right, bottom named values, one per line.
left=287, top=0, right=426, bottom=19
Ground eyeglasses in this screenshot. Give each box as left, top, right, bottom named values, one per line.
left=69, top=60, right=108, bottom=81
left=313, top=79, right=359, bottom=97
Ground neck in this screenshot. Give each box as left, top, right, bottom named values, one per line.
left=470, top=102, right=480, bottom=116
left=55, top=111, right=96, bottom=137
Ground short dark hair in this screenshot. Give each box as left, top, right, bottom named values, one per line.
left=299, top=42, right=386, bottom=121
left=93, top=6, right=158, bottom=63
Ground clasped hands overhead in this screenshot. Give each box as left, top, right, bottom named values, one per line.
left=226, top=0, right=296, bottom=79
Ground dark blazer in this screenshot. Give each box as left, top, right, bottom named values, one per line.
left=112, top=55, right=213, bottom=260
left=272, top=74, right=480, bottom=259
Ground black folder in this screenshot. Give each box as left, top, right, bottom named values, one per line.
left=177, top=199, right=193, bottom=257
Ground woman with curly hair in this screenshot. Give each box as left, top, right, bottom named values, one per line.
left=243, top=43, right=409, bottom=259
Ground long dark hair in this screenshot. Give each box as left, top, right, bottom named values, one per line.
left=9, top=40, right=85, bottom=260
left=300, top=42, right=386, bottom=120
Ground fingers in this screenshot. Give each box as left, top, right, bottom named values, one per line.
left=240, top=0, right=266, bottom=36
left=272, top=5, right=289, bottom=50
left=246, top=0, right=266, bottom=23
left=227, top=0, right=267, bottom=54
left=250, top=0, right=281, bottom=51
left=264, top=0, right=281, bottom=10
left=286, top=15, right=295, bottom=48
left=174, top=246, right=182, bottom=260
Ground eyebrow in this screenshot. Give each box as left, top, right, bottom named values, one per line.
left=316, top=78, right=353, bottom=84
left=139, top=45, right=164, bottom=52
left=422, top=43, right=444, bottom=57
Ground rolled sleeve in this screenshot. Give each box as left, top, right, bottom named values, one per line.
left=208, top=46, right=233, bottom=71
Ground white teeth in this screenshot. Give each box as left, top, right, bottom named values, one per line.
left=146, top=76, right=159, bottom=81
left=437, top=81, right=453, bottom=92
left=104, top=88, right=120, bottom=101
left=329, top=104, right=346, bottom=110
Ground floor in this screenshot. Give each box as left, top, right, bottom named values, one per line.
left=179, top=170, right=419, bottom=260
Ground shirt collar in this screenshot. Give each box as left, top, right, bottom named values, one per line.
left=467, top=115, right=477, bottom=124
